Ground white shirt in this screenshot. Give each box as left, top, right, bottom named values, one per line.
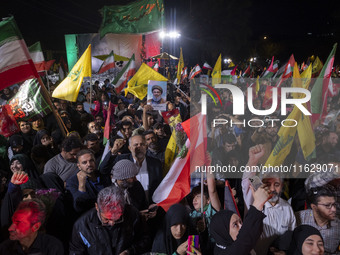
left=242, top=172, right=296, bottom=255
left=134, top=158, right=149, bottom=191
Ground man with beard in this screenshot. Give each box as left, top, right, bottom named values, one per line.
left=147, top=85, right=166, bottom=105
left=111, top=159, right=148, bottom=211
left=44, top=136, right=83, bottom=182
left=69, top=186, right=151, bottom=255
left=0, top=199, right=64, bottom=254
left=144, top=131, right=165, bottom=163
left=296, top=184, right=340, bottom=254
left=99, top=135, right=163, bottom=203
left=66, top=149, right=111, bottom=214
left=242, top=144, right=296, bottom=255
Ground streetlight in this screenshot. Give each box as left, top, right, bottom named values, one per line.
left=159, top=31, right=181, bottom=39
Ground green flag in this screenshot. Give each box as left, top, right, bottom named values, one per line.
left=8, top=78, right=52, bottom=121
left=99, top=0, right=164, bottom=37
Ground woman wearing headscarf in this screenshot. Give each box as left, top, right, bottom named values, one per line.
left=33, top=129, right=60, bottom=156
left=288, top=225, right=324, bottom=255
left=10, top=154, right=39, bottom=179
left=152, top=203, right=201, bottom=255
left=210, top=185, right=271, bottom=255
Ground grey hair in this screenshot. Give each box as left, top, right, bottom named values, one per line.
left=128, top=134, right=145, bottom=146
left=16, top=199, right=46, bottom=226
left=97, top=186, right=126, bottom=212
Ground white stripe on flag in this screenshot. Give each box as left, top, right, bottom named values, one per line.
left=0, top=39, right=30, bottom=72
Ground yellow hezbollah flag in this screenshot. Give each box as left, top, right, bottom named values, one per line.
left=52, top=45, right=91, bottom=102
left=176, top=47, right=184, bottom=82
left=125, top=63, right=167, bottom=99
left=256, top=75, right=260, bottom=95
left=312, top=56, right=323, bottom=75
left=212, top=54, right=221, bottom=86
left=228, top=61, right=235, bottom=68
left=264, top=108, right=299, bottom=167
left=297, top=64, right=316, bottom=161
left=164, top=130, right=179, bottom=176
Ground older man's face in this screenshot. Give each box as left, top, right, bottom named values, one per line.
left=152, top=89, right=162, bottom=97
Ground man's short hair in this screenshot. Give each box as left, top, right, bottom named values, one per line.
left=76, top=149, right=95, bottom=161
left=128, top=135, right=145, bottom=146
left=191, top=185, right=209, bottom=200
left=84, top=133, right=99, bottom=143
left=153, top=122, right=164, bottom=130
left=307, top=184, right=336, bottom=205
left=97, top=186, right=125, bottom=212
left=222, top=133, right=237, bottom=145
left=76, top=102, right=83, bottom=107
left=16, top=199, right=46, bottom=226
left=120, top=121, right=132, bottom=129
left=61, top=136, right=83, bottom=152
left=143, top=130, right=155, bottom=137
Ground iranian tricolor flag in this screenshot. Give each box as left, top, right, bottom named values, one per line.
left=203, top=62, right=213, bottom=70
left=28, top=41, right=45, bottom=72
left=112, top=54, right=136, bottom=94
left=189, top=64, right=202, bottom=79
left=0, top=17, right=38, bottom=90
left=97, top=50, right=115, bottom=74
left=152, top=62, right=159, bottom=72
left=311, top=43, right=337, bottom=122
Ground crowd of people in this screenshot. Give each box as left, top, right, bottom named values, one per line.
left=0, top=70, right=339, bottom=255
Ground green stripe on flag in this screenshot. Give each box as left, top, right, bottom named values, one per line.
left=112, top=54, right=135, bottom=84
left=0, top=17, right=23, bottom=46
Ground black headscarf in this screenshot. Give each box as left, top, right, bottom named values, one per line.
left=210, top=210, right=236, bottom=251
left=288, top=225, right=324, bottom=255
left=10, top=154, right=39, bottom=179
left=33, top=129, right=50, bottom=146
left=152, top=204, right=192, bottom=254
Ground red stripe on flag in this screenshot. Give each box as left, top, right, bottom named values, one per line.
left=98, top=63, right=116, bottom=74
left=0, top=61, right=38, bottom=90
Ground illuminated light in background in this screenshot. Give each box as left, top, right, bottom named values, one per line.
left=223, top=58, right=232, bottom=64
left=159, top=31, right=181, bottom=39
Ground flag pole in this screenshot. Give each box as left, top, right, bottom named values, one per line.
left=200, top=170, right=204, bottom=213
left=36, top=77, right=67, bottom=137
left=45, top=70, right=50, bottom=93
left=90, top=77, right=93, bottom=110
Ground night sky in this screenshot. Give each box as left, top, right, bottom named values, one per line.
left=1, top=0, right=339, bottom=67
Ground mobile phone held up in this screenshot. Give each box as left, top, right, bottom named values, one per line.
left=249, top=176, right=263, bottom=191
left=187, top=235, right=199, bottom=253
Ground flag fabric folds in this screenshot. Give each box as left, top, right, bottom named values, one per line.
left=152, top=62, right=159, bottom=72
left=0, top=16, right=38, bottom=90
left=125, top=63, right=167, bottom=99
left=97, top=50, right=115, bottom=74
left=8, top=78, right=52, bottom=121
left=311, top=44, right=337, bottom=121
left=99, top=0, right=164, bottom=37
left=28, top=41, right=45, bottom=72
left=100, top=102, right=114, bottom=165
left=212, top=54, right=222, bottom=86
left=112, top=54, right=136, bottom=94
left=52, top=44, right=92, bottom=102
left=176, top=48, right=184, bottom=82
left=203, top=62, right=213, bottom=70
left=0, top=105, right=20, bottom=137
left=189, top=64, right=202, bottom=79
left=296, top=65, right=316, bottom=161
left=312, top=56, right=323, bottom=76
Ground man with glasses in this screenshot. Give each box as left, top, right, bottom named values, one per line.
left=296, top=184, right=340, bottom=254
left=69, top=186, right=151, bottom=255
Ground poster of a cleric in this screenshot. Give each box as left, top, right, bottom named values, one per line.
left=147, top=80, right=167, bottom=111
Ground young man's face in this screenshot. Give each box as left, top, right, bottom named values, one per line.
left=77, top=153, right=96, bottom=175
left=192, top=193, right=209, bottom=212
left=313, top=196, right=337, bottom=221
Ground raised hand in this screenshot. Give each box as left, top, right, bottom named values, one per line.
left=247, top=144, right=265, bottom=166
left=11, top=171, right=29, bottom=185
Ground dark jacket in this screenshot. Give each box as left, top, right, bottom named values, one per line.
left=66, top=171, right=111, bottom=213
left=0, top=232, right=64, bottom=255
left=99, top=153, right=163, bottom=203
left=210, top=205, right=265, bottom=255
left=69, top=205, right=151, bottom=255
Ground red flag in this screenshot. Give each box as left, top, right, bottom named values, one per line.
left=0, top=105, right=20, bottom=137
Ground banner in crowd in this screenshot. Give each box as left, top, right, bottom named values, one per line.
left=8, top=78, right=52, bottom=121
left=99, top=0, right=164, bottom=37
left=0, top=16, right=38, bottom=90
left=0, top=105, right=20, bottom=137
left=147, top=80, right=167, bottom=111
